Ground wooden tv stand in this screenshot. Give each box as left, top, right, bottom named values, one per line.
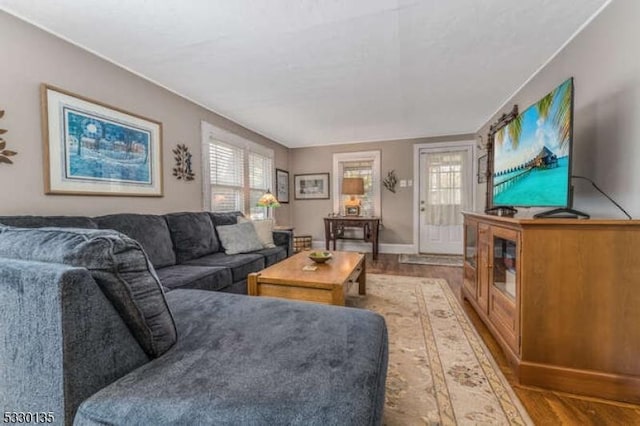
left=462, top=212, right=640, bottom=403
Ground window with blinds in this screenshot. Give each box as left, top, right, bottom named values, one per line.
left=203, top=123, right=274, bottom=219
left=341, top=161, right=374, bottom=216
left=248, top=152, right=273, bottom=219
left=209, top=141, right=244, bottom=212
left=332, top=151, right=381, bottom=217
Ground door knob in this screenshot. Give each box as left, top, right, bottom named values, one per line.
left=420, top=208, right=425, bottom=212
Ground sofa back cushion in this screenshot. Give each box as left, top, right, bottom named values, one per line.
left=94, top=214, right=176, bottom=268
left=0, top=226, right=177, bottom=358
left=165, top=212, right=220, bottom=262
left=209, top=211, right=244, bottom=227
left=0, top=215, right=98, bottom=229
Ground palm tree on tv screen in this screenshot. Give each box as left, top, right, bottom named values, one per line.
left=496, top=80, right=571, bottom=152
left=553, top=82, right=572, bottom=150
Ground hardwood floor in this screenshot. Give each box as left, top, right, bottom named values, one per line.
left=366, top=253, right=640, bottom=425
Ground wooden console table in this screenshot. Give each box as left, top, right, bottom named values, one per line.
left=324, top=216, right=380, bottom=260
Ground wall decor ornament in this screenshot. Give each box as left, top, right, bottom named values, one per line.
left=477, top=154, right=488, bottom=184
left=172, top=143, right=194, bottom=181
left=0, top=110, right=17, bottom=165
left=382, top=169, right=398, bottom=193
left=41, top=84, right=163, bottom=196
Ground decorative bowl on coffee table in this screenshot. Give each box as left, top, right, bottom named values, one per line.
left=308, top=251, right=332, bottom=263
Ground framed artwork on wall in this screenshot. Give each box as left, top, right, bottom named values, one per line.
left=275, top=168, right=289, bottom=203
left=294, top=173, right=330, bottom=200
left=41, top=84, right=163, bottom=196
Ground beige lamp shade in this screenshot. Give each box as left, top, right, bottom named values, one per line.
left=341, top=177, right=365, bottom=195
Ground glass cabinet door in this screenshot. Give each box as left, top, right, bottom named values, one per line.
left=462, top=218, right=479, bottom=303
left=487, top=226, right=520, bottom=355
left=464, top=222, right=477, bottom=268
left=492, top=236, right=517, bottom=300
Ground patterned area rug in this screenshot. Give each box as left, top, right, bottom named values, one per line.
left=347, top=274, right=532, bottom=425
left=398, top=254, right=464, bottom=267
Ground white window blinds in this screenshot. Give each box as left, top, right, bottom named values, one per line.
left=248, top=152, right=273, bottom=219
left=209, top=141, right=244, bottom=212
left=202, top=122, right=274, bottom=218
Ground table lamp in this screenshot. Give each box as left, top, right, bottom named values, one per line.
left=257, top=189, right=281, bottom=221
left=341, top=177, right=365, bottom=216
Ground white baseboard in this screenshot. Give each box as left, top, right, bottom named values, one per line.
left=311, top=240, right=416, bottom=254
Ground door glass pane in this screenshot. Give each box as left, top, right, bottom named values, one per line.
left=492, top=237, right=516, bottom=299
left=423, top=150, right=468, bottom=226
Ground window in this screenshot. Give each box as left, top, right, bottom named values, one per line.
left=333, top=151, right=381, bottom=217
left=202, top=122, right=274, bottom=219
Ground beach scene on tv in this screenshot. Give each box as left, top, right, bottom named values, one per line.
left=492, top=79, right=572, bottom=207
left=64, top=108, right=152, bottom=184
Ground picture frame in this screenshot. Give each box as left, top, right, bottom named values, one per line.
left=275, top=168, right=289, bottom=203
left=477, top=154, right=488, bottom=184
left=345, top=205, right=360, bottom=216
left=294, top=173, right=330, bottom=200
left=41, top=84, right=163, bottom=196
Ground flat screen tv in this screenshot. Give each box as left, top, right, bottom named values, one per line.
left=491, top=78, right=573, bottom=209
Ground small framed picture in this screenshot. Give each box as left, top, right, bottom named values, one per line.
left=294, top=173, right=330, bottom=200
left=477, top=154, right=488, bottom=184
left=345, top=206, right=360, bottom=216
left=275, top=168, right=289, bottom=203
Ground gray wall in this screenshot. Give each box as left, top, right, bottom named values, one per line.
left=0, top=11, right=290, bottom=224
left=290, top=134, right=474, bottom=245
left=477, top=0, right=639, bottom=219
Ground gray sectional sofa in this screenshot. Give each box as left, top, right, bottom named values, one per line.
left=0, top=211, right=293, bottom=294
left=0, top=212, right=389, bottom=425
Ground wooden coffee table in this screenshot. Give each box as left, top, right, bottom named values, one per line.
left=247, top=251, right=366, bottom=306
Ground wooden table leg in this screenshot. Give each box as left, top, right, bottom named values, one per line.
left=358, top=257, right=366, bottom=295
left=248, top=273, right=259, bottom=296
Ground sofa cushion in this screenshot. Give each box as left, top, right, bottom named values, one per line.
left=208, top=211, right=244, bottom=227
left=165, top=212, right=219, bottom=263
left=184, top=252, right=264, bottom=283
left=238, top=217, right=276, bottom=248
left=0, top=226, right=176, bottom=358
left=94, top=214, right=176, bottom=268
left=75, top=290, right=388, bottom=426
left=0, top=215, right=97, bottom=229
left=155, top=265, right=232, bottom=292
left=255, top=246, right=287, bottom=267
left=216, top=222, right=264, bottom=255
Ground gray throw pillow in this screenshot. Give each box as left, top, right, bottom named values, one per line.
left=0, top=226, right=177, bottom=358
left=216, top=222, right=265, bottom=255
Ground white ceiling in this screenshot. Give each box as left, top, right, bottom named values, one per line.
left=0, top=0, right=609, bottom=148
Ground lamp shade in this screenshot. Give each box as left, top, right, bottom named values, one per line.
left=256, top=190, right=281, bottom=208
left=341, top=177, right=365, bottom=195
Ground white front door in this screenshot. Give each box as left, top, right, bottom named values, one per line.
left=418, top=145, right=473, bottom=254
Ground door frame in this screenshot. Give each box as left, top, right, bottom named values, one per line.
left=412, top=140, right=477, bottom=254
